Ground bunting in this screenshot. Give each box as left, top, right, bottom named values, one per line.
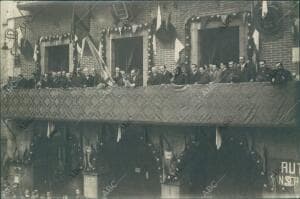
left=216, top=127, right=222, bottom=150
left=117, top=125, right=122, bottom=143
left=156, top=4, right=162, bottom=31
left=47, top=121, right=55, bottom=138
left=174, top=38, right=184, bottom=62
left=253, top=29, right=260, bottom=50
left=262, top=1, right=268, bottom=18
left=33, top=43, right=38, bottom=63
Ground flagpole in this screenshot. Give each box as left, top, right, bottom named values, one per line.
left=71, top=3, right=75, bottom=37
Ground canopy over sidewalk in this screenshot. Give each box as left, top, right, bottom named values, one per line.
left=1, top=82, right=299, bottom=128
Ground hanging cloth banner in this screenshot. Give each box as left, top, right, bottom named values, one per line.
left=216, top=127, right=222, bottom=150
left=117, top=125, right=122, bottom=143
left=85, top=36, right=114, bottom=85
left=118, top=27, right=123, bottom=36
left=33, top=43, right=38, bottom=62
left=262, top=1, right=268, bottom=18
left=153, top=35, right=157, bottom=55
left=253, top=29, right=260, bottom=51
left=132, top=24, right=138, bottom=33
left=197, top=22, right=202, bottom=30
left=16, top=27, right=23, bottom=47
left=156, top=4, right=162, bottom=31
left=98, top=40, right=103, bottom=59
left=81, top=37, right=86, bottom=60
left=221, top=14, right=229, bottom=26
left=75, top=35, right=86, bottom=60
left=47, top=121, right=55, bottom=138
left=174, top=38, right=184, bottom=62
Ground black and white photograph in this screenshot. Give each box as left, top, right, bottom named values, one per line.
left=0, top=1, right=299, bottom=198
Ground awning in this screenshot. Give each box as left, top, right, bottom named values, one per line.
left=1, top=82, right=299, bottom=127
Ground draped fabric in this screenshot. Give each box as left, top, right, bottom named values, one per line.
left=1, top=82, right=299, bottom=127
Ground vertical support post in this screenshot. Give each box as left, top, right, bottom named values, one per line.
left=83, top=172, right=99, bottom=199
left=190, top=22, right=199, bottom=66
left=161, top=184, right=180, bottom=199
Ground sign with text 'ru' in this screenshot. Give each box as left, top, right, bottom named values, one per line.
left=278, top=161, right=300, bottom=187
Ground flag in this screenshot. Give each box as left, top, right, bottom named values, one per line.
left=153, top=35, right=157, bottom=55
left=75, top=35, right=82, bottom=57
left=197, top=22, right=202, bottom=30
left=16, top=27, right=23, bottom=47
left=47, top=121, right=55, bottom=138
left=117, top=126, right=122, bottom=143
left=174, top=38, right=184, bottom=62
left=33, top=43, right=38, bottom=62
left=253, top=29, right=260, bottom=50
left=132, top=24, right=138, bottom=33
left=156, top=4, right=162, bottom=31
left=85, top=36, right=113, bottom=85
left=216, top=127, right=222, bottom=150
left=98, top=40, right=103, bottom=58
left=221, top=14, right=229, bottom=26
left=262, top=1, right=268, bottom=18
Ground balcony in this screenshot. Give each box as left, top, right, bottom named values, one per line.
left=1, top=82, right=299, bottom=128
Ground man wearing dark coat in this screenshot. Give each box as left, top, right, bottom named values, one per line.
left=219, top=62, right=233, bottom=83
left=237, top=57, right=255, bottom=82
left=58, top=71, right=69, bottom=88
left=147, top=66, right=161, bottom=85
left=271, top=62, right=292, bottom=85
left=27, top=73, right=39, bottom=89
left=173, top=66, right=189, bottom=85
left=71, top=69, right=83, bottom=88
left=113, top=67, right=124, bottom=86
left=46, top=73, right=55, bottom=88
left=129, top=69, right=142, bottom=87
left=189, top=64, right=201, bottom=84
left=198, top=66, right=211, bottom=84
left=160, top=65, right=173, bottom=84
left=255, top=60, right=272, bottom=82
left=51, top=72, right=60, bottom=88
left=40, top=73, right=49, bottom=88
left=15, top=74, right=28, bottom=89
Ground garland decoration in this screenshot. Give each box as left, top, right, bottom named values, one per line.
left=184, top=12, right=250, bottom=68
left=100, top=22, right=155, bottom=70
left=253, top=2, right=283, bottom=36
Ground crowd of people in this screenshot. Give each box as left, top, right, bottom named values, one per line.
left=147, top=57, right=293, bottom=86
left=2, top=57, right=293, bottom=92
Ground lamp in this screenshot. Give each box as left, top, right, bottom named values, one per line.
left=2, top=29, right=19, bottom=56
left=2, top=41, right=9, bottom=50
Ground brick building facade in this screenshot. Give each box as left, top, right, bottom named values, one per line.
left=10, top=1, right=299, bottom=80
left=1, top=1, right=299, bottom=199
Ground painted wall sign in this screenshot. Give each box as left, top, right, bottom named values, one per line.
left=278, top=161, right=300, bottom=187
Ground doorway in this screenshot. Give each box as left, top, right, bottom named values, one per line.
left=199, top=26, right=239, bottom=66
left=46, top=44, right=69, bottom=72
left=112, top=36, right=143, bottom=76
left=180, top=128, right=263, bottom=198
left=99, top=125, right=161, bottom=198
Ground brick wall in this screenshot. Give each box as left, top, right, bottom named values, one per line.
left=14, top=6, right=73, bottom=78
left=260, top=2, right=295, bottom=72
left=14, top=1, right=296, bottom=76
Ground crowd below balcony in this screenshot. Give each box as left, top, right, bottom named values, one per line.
left=2, top=57, right=293, bottom=92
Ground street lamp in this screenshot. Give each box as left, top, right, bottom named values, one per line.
left=1, top=28, right=21, bottom=66
left=1, top=28, right=19, bottom=56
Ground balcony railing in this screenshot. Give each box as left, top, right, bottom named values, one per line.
left=1, top=83, right=299, bottom=127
